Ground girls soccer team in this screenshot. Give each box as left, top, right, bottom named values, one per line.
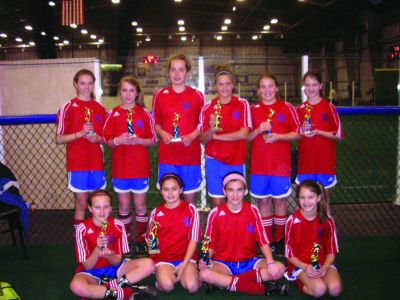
left=58, top=56, right=343, bottom=298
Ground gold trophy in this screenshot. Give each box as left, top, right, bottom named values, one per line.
left=127, top=109, right=136, bottom=137
left=214, top=100, right=223, bottom=131
left=148, top=221, right=160, bottom=254
left=84, top=107, right=94, bottom=136
left=201, top=236, right=211, bottom=266
left=304, top=104, right=312, bottom=135
left=100, top=220, right=108, bottom=250
left=263, top=108, right=275, bottom=140
left=311, top=242, right=320, bottom=270
left=171, top=112, right=182, bottom=142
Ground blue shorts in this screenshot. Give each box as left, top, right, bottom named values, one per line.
left=157, top=164, right=204, bottom=193
left=68, top=171, right=106, bottom=192
left=205, top=157, right=245, bottom=198
left=78, top=261, right=124, bottom=281
left=213, top=257, right=263, bottom=276
left=155, top=259, right=196, bottom=269
left=296, top=174, right=337, bottom=189
left=112, top=178, right=149, bottom=193
left=250, top=175, right=291, bottom=198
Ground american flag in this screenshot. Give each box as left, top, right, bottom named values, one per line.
left=61, top=0, right=84, bottom=26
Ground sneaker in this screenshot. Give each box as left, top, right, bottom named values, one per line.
left=130, top=285, right=159, bottom=299
left=274, top=239, right=285, bottom=257
left=203, top=282, right=216, bottom=294
left=265, top=281, right=289, bottom=296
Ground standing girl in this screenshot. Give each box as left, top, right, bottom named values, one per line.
left=103, top=76, right=156, bottom=243
left=152, top=54, right=205, bottom=204
left=296, top=71, right=343, bottom=212
left=200, top=65, right=251, bottom=207
left=145, top=173, right=201, bottom=293
left=248, top=74, right=301, bottom=255
left=285, top=180, right=342, bottom=297
left=56, top=69, right=107, bottom=229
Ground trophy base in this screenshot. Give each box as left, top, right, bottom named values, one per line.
left=170, top=137, right=182, bottom=143
left=148, top=249, right=160, bottom=254
left=129, top=133, right=137, bottom=137
left=263, top=133, right=272, bottom=140
left=304, top=130, right=312, bottom=136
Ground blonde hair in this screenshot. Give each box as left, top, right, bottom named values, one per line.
left=118, top=76, right=144, bottom=107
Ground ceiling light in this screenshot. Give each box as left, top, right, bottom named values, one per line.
left=25, top=25, right=33, bottom=31
left=181, top=36, right=187, bottom=41
left=63, top=40, right=69, bottom=45
left=252, top=35, right=258, bottom=40
left=224, top=19, right=231, bottom=25
left=145, top=36, right=151, bottom=42
left=40, top=31, right=46, bottom=36
left=221, top=25, right=228, bottom=31
left=174, top=0, right=183, bottom=2
left=98, top=38, right=104, bottom=43
left=136, top=27, right=143, bottom=33
left=81, top=29, right=88, bottom=34
left=48, top=1, right=55, bottom=7
left=263, top=25, right=270, bottom=31
left=29, top=41, right=35, bottom=46
left=236, top=0, right=245, bottom=2
left=216, top=35, right=223, bottom=40
left=111, top=0, right=120, bottom=4
left=90, top=34, right=97, bottom=39
left=271, top=18, right=278, bottom=24
left=168, top=35, right=172, bottom=39
left=53, top=36, right=59, bottom=41
left=177, top=20, right=185, bottom=25
left=232, top=6, right=236, bottom=11
left=0, top=33, right=7, bottom=38
left=131, top=21, right=138, bottom=26
left=70, top=23, right=78, bottom=29
left=178, top=26, right=185, bottom=32
left=15, top=37, right=23, bottom=42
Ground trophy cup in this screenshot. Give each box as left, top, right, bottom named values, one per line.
left=127, top=109, right=136, bottom=137
left=100, top=220, right=108, bottom=250
left=214, top=100, right=223, bottom=131
left=263, top=108, right=275, bottom=140
left=148, top=221, right=160, bottom=254
left=304, top=104, right=312, bottom=135
left=84, top=107, right=94, bottom=136
left=201, top=236, right=211, bottom=266
left=310, top=242, right=320, bottom=270
left=171, top=113, right=182, bottom=142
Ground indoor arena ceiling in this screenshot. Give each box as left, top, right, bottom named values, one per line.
left=0, top=0, right=399, bottom=58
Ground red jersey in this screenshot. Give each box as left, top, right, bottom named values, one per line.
left=146, top=200, right=201, bottom=263
left=285, top=210, right=339, bottom=273
left=152, top=86, right=204, bottom=165
left=74, top=217, right=129, bottom=273
left=296, top=99, right=343, bottom=175
left=250, top=100, right=300, bottom=176
left=102, top=105, right=156, bottom=179
left=56, top=97, right=106, bottom=172
left=204, top=201, right=269, bottom=262
left=200, top=96, right=251, bottom=165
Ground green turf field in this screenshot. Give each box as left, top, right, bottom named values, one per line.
left=1, top=236, right=399, bottom=299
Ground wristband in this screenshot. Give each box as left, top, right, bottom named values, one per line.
left=113, top=137, right=119, bottom=146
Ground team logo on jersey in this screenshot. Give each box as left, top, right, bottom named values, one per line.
left=108, top=234, right=115, bottom=245
left=156, top=211, right=165, bottom=217
left=328, top=176, right=334, bottom=182
left=72, top=102, right=79, bottom=107
left=247, top=224, right=254, bottom=234
left=293, top=217, right=301, bottom=224
left=162, top=89, right=170, bottom=94
left=317, top=227, right=324, bottom=238
left=254, top=104, right=260, bottom=108
left=232, top=111, right=240, bottom=119
left=95, top=114, right=102, bottom=123
left=87, top=228, right=94, bottom=234
left=277, top=113, right=285, bottom=122
left=183, top=216, right=190, bottom=227
left=218, top=210, right=226, bottom=217
left=183, top=101, right=191, bottom=110
left=113, top=111, right=120, bottom=117
left=321, top=113, right=328, bottom=121
left=136, top=119, right=143, bottom=129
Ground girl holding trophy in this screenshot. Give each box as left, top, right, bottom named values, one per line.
left=248, top=74, right=301, bottom=255
left=152, top=54, right=205, bottom=204
left=284, top=180, right=342, bottom=297
left=296, top=71, right=343, bottom=213
left=56, top=69, right=107, bottom=229
left=200, top=65, right=251, bottom=207
left=103, top=76, right=156, bottom=244
left=145, top=173, right=201, bottom=294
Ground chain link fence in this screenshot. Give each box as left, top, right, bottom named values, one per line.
left=1, top=110, right=400, bottom=246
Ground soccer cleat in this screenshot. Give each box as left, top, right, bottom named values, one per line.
left=130, top=285, right=159, bottom=298
left=265, top=281, right=289, bottom=296
left=274, top=239, right=285, bottom=257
